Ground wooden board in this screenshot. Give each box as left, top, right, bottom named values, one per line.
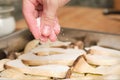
left=58, top=7, right=120, bottom=34
left=114, top=0, right=120, bottom=10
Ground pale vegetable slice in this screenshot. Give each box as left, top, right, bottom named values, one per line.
left=89, top=46, right=120, bottom=57
left=31, top=48, right=68, bottom=56
left=107, top=64, right=120, bottom=75
left=70, top=73, right=84, bottom=78
left=0, top=69, right=25, bottom=80
left=19, top=48, right=85, bottom=66
left=86, top=74, right=103, bottom=80
left=0, top=78, right=14, bottom=80
left=0, top=59, right=11, bottom=71
left=63, top=75, right=97, bottom=80
left=103, top=74, right=120, bottom=80
left=22, top=75, right=51, bottom=80
left=63, top=77, right=93, bottom=80
left=73, top=57, right=98, bottom=74
left=73, top=57, right=111, bottom=75
left=0, top=69, right=50, bottom=80
left=5, top=59, right=70, bottom=78
left=92, top=64, right=120, bottom=75
left=85, top=54, right=120, bottom=66
left=39, top=40, right=71, bottom=48
left=31, top=47, right=85, bottom=56
left=24, top=40, right=40, bottom=53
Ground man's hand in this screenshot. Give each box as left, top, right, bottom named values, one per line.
left=22, top=0, right=70, bottom=42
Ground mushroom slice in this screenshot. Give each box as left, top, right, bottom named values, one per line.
left=19, top=48, right=85, bottom=66
left=73, top=57, right=111, bottom=75
left=85, top=54, right=120, bottom=66
left=89, top=46, right=120, bottom=57
left=24, top=40, right=40, bottom=53
left=5, top=59, right=69, bottom=78
left=0, top=59, right=11, bottom=71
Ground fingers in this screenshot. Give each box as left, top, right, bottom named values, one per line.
left=49, top=30, right=57, bottom=42
left=23, top=0, right=61, bottom=42
left=41, top=26, right=52, bottom=37
left=23, top=0, right=47, bottom=41
left=39, top=15, right=60, bottom=42
left=54, top=23, right=60, bottom=35
left=23, top=0, right=40, bottom=39
left=54, top=19, right=60, bottom=35
left=39, top=35, right=48, bottom=42
left=40, top=22, right=58, bottom=42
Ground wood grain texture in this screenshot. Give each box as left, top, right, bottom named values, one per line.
left=16, top=7, right=120, bottom=34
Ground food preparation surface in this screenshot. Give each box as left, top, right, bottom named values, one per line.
left=16, top=7, right=120, bottom=34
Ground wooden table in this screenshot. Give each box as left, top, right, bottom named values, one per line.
left=16, top=7, right=120, bottom=34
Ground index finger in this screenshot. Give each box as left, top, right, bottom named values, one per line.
left=22, top=0, right=40, bottom=39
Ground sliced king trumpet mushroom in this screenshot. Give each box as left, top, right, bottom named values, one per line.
left=73, top=56, right=120, bottom=75
left=73, top=56, right=110, bottom=75
left=0, top=69, right=50, bottom=80
left=0, top=59, right=11, bottom=71
left=24, top=40, right=71, bottom=54
left=85, top=54, right=120, bottom=66
left=89, top=46, right=120, bottom=58
left=5, top=59, right=70, bottom=78
left=24, top=40, right=40, bottom=53
left=0, top=69, right=25, bottom=80
left=36, top=40, right=71, bottom=49
left=63, top=74, right=103, bottom=80
left=103, top=74, right=120, bottom=80
left=19, top=48, right=85, bottom=66
left=31, top=47, right=68, bottom=56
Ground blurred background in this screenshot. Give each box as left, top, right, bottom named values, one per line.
left=0, top=0, right=114, bottom=20
left=0, top=0, right=120, bottom=37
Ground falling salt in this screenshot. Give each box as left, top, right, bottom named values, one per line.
left=65, top=38, right=69, bottom=41
left=36, top=17, right=41, bottom=30
left=62, top=33, right=65, bottom=36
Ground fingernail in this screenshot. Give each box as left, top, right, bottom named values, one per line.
left=36, top=17, right=41, bottom=27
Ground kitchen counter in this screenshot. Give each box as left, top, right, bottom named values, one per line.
left=16, top=7, right=120, bottom=34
